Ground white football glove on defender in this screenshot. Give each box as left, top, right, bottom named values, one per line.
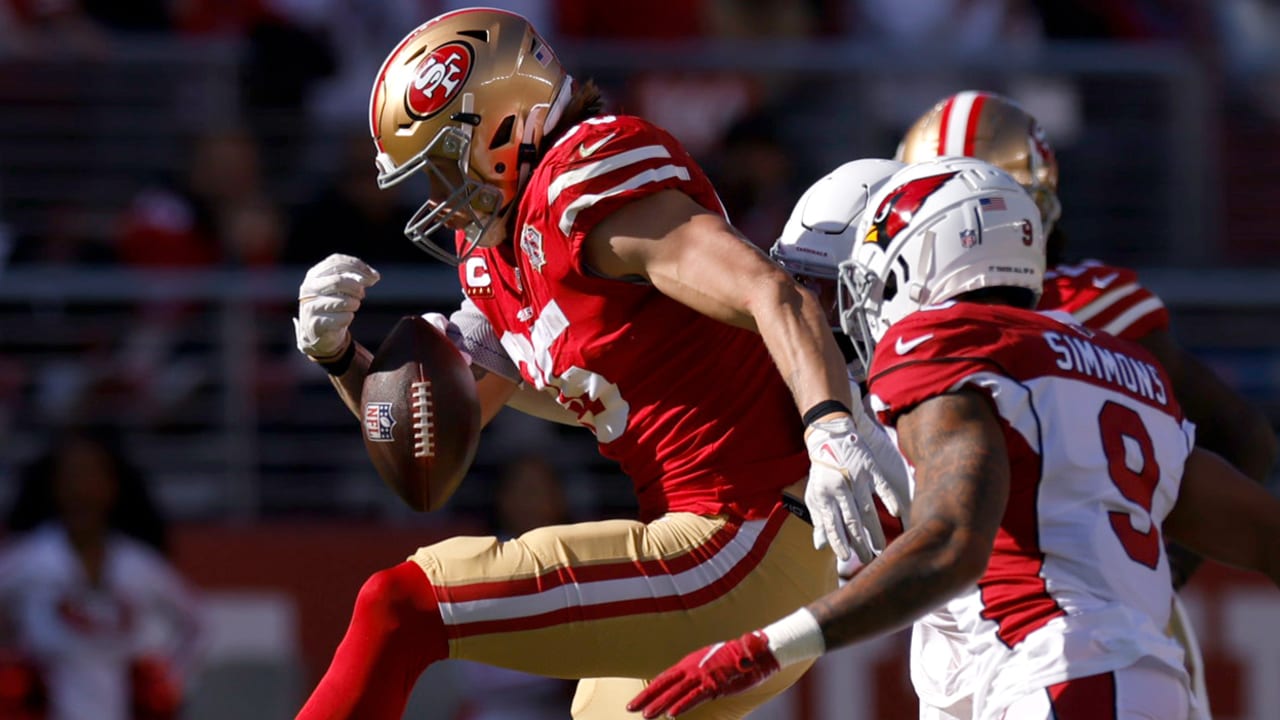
left=295, top=254, right=381, bottom=363
left=805, top=403, right=910, bottom=564
left=420, top=312, right=473, bottom=366
left=850, top=393, right=912, bottom=520
left=827, top=390, right=913, bottom=581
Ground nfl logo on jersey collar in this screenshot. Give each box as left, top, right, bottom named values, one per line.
left=520, top=225, right=546, bottom=272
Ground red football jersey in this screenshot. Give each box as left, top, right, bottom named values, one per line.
left=460, top=115, right=807, bottom=522
left=1038, top=260, right=1170, bottom=341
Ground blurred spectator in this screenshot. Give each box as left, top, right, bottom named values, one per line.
left=559, top=0, right=703, bottom=38
left=117, top=126, right=271, bottom=268
left=843, top=0, right=1045, bottom=136
left=293, top=0, right=554, bottom=129
left=0, top=0, right=108, bottom=58
left=225, top=197, right=287, bottom=268
left=1030, top=0, right=1206, bottom=41
left=289, top=0, right=429, bottom=129
left=628, top=73, right=760, bottom=158
left=708, top=109, right=798, bottom=249
left=0, top=427, right=204, bottom=720
left=847, top=0, right=1041, bottom=50
left=78, top=0, right=170, bottom=32
left=451, top=453, right=575, bottom=719
left=172, top=0, right=268, bottom=36
left=705, top=0, right=825, bottom=38
left=7, top=202, right=114, bottom=267
left=105, top=126, right=282, bottom=424
left=285, top=133, right=427, bottom=265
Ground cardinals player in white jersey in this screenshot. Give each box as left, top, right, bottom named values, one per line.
left=897, top=90, right=1278, bottom=717
left=770, top=158, right=912, bottom=570
left=290, top=8, right=905, bottom=720
left=628, top=157, right=1280, bottom=720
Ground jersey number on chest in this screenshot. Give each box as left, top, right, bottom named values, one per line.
left=501, top=300, right=631, bottom=443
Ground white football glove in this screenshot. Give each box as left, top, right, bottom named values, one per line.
left=850, top=392, right=912, bottom=521
left=421, top=312, right=473, bottom=366
left=805, top=415, right=895, bottom=564
left=836, top=554, right=862, bottom=588
left=294, top=254, right=381, bottom=362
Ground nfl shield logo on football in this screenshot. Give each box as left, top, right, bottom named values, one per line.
left=520, top=225, right=546, bottom=272
left=365, top=402, right=396, bottom=442
left=960, top=228, right=978, bottom=249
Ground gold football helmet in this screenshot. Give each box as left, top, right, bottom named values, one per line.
left=369, top=8, right=574, bottom=262
left=896, top=90, right=1061, bottom=236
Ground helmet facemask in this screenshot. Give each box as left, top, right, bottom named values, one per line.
left=382, top=120, right=508, bottom=264
left=839, top=258, right=888, bottom=373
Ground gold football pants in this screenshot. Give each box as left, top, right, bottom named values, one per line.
left=410, top=502, right=835, bottom=718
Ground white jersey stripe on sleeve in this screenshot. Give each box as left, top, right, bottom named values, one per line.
left=943, top=91, right=981, bottom=156
left=1072, top=283, right=1140, bottom=323
left=547, top=144, right=672, bottom=204
left=951, top=372, right=1040, bottom=453
left=558, top=164, right=691, bottom=235
left=436, top=518, right=766, bottom=625
left=1101, top=296, right=1166, bottom=336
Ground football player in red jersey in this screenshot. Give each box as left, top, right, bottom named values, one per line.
left=896, top=90, right=1278, bottom=717
left=628, top=157, right=1280, bottom=720
left=290, top=8, right=907, bottom=720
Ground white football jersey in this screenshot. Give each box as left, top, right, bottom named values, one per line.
left=869, top=302, right=1195, bottom=719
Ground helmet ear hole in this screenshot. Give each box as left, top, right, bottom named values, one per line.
left=490, top=115, right=516, bottom=149
left=883, top=271, right=899, bottom=303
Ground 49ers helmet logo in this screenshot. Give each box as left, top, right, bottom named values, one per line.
left=405, top=41, right=473, bottom=120
left=864, top=171, right=959, bottom=250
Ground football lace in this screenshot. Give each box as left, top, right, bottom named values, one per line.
left=411, top=380, right=435, bottom=458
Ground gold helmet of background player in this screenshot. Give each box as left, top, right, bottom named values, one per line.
left=369, top=8, right=573, bottom=263
left=896, top=91, right=1061, bottom=236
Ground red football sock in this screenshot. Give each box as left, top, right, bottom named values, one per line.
left=296, top=561, right=448, bottom=720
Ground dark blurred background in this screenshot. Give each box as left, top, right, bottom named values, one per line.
left=0, top=0, right=1277, bottom=718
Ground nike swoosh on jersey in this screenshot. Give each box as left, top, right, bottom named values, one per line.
left=578, top=133, right=617, bottom=158
left=895, top=333, right=934, bottom=355
left=1092, top=272, right=1121, bottom=289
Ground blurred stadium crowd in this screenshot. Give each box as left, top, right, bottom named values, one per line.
left=0, top=0, right=1278, bottom=718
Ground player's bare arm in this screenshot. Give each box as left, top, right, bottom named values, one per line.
left=323, top=344, right=525, bottom=426
left=323, top=341, right=374, bottom=416
left=1138, top=329, right=1279, bottom=483
left=1164, top=447, right=1280, bottom=587
left=807, top=389, right=1009, bottom=646
left=583, top=188, right=852, bottom=415
left=502, top=382, right=581, bottom=426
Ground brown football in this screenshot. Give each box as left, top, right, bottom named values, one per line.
left=360, top=315, right=481, bottom=511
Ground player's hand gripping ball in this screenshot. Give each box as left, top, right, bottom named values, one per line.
left=360, top=315, right=481, bottom=511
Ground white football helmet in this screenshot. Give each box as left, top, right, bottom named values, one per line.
left=838, top=157, right=1045, bottom=370
left=771, top=159, right=905, bottom=328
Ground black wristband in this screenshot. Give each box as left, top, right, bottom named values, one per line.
left=319, top=342, right=357, bottom=377
left=802, top=400, right=851, bottom=427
